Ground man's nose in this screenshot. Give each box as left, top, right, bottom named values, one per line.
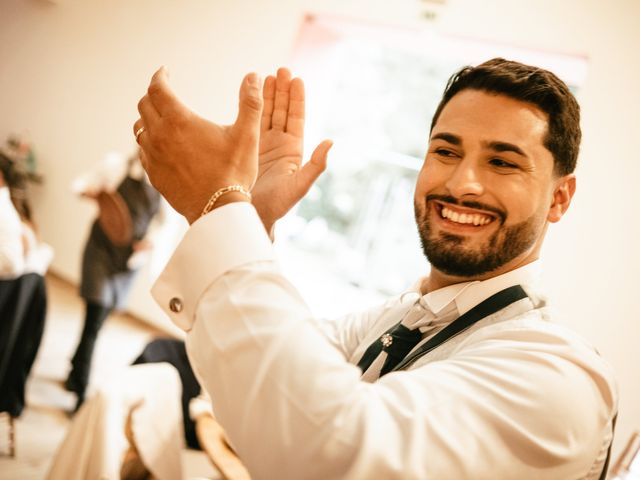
left=444, top=159, right=484, bottom=198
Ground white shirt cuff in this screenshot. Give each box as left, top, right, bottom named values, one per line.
left=151, top=202, right=274, bottom=331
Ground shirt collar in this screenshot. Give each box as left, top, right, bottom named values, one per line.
left=409, top=261, right=541, bottom=317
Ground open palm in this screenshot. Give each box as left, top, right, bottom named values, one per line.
left=253, top=68, right=332, bottom=236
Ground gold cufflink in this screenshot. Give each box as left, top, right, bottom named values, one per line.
left=169, top=297, right=183, bottom=313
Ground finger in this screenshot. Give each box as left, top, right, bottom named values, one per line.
left=261, top=75, right=276, bottom=133
left=235, top=72, right=264, bottom=135
left=294, top=139, right=333, bottom=198
left=133, top=119, right=143, bottom=138
left=286, top=77, right=305, bottom=137
left=271, top=67, right=291, bottom=131
left=137, top=94, right=160, bottom=129
left=132, top=119, right=149, bottom=148
left=147, top=66, right=187, bottom=117
left=132, top=119, right=157, bottom=162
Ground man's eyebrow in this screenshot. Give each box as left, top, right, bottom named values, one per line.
left=430, top=132, right=461, bottom=145
left=484, top=141, right=528, bottom=158
left=430, top=133, right=529, bottom=158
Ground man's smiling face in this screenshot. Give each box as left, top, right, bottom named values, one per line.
left=415, top=89, right=572, bottom=281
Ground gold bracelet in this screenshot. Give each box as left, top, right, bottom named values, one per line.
left=200, top=184, right=252, bottom=217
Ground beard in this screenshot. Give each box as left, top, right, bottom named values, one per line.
left=414, top=194, right=543, bottom=278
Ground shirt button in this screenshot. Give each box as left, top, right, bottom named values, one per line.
left=169, top=297, right=183, bottom=313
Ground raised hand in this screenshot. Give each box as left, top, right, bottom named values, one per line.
left=134, top=67, right=263, bottom=224
left=253, top=68, right=332, bottom=237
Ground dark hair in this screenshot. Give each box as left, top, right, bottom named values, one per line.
left=430, top=58, right=581, bottom=176
left=0, top=152, right=16, bottom=186
left=0, top=152, right=33, bottom=221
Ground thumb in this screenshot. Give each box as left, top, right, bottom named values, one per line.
left=235, top=72, right=263, bottom=134
left=148, top=66, right=188, bottom=117
left=295, top=139, right=333, bottom=198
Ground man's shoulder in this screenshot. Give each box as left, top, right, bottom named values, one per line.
left=466, top=305, right=591, bottom=350
left=462, top=306, right=616, bottom=387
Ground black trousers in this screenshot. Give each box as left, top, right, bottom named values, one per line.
left=66, top=301, right=112, bottom=396
left=0, top=273, right=47, bottom=417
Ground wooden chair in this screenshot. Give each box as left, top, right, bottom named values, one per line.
left=0, top=413, right=15, bottom=457
left=195, top=412, right=251, bottom=480
left=610, top=431, right=640, bottom=479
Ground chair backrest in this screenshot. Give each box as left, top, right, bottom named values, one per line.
left=610, top=431, right=640, bottom=479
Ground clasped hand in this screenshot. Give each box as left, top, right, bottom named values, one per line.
left=134, top=67, right=332, bottom=230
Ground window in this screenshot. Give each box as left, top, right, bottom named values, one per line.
left=275, top=14, right=588, bottom=317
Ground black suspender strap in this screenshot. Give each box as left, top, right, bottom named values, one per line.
left=392, top=284, right=528, bottom=372
left=356, top=284, right=529, bottom=377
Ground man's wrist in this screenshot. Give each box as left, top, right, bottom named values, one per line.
left=211, top=191, right=251, bottom=209
left=182, top=192, right=249, bottom=225
left=187, top=184, right=252, bottom=224
left=187, top=191, right=250, bottom=224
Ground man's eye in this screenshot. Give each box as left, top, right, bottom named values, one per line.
left=490, top=158, right=517, bottom=169
left=435, top=149, right=456, bottom=157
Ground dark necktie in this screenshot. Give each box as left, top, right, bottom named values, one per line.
left=357, top=285, right=529, bottom=379
left=357, top=300, right=436, bottom=379
left=373, top=323, right=423, bottom=376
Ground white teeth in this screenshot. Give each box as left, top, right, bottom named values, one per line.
left=441, top=207, right=492, bottom=226
left=473, top=215, right=489, bottom=226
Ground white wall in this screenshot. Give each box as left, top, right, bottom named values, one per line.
left=1, top=0, right=638, bottom=461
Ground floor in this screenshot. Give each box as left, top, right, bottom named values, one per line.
left=0, top=274, right=219, bottom=479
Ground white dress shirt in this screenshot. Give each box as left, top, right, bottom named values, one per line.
left=153, top=202, right=618, bottom=480
left=0, top=186, right=53, bottom=278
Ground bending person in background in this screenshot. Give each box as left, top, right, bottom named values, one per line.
left=64, top=148, right=163, bottom=411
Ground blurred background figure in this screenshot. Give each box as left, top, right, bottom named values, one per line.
left=64, top=148, right=164, bottom=411
left=0, top=150, right=53, bottom=427
left=0, top=137, right=51, bottom=280
left=0, top=153, right=27, bottom=280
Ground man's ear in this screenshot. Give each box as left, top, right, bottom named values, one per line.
left=547, top=174, right=576, bottom=223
